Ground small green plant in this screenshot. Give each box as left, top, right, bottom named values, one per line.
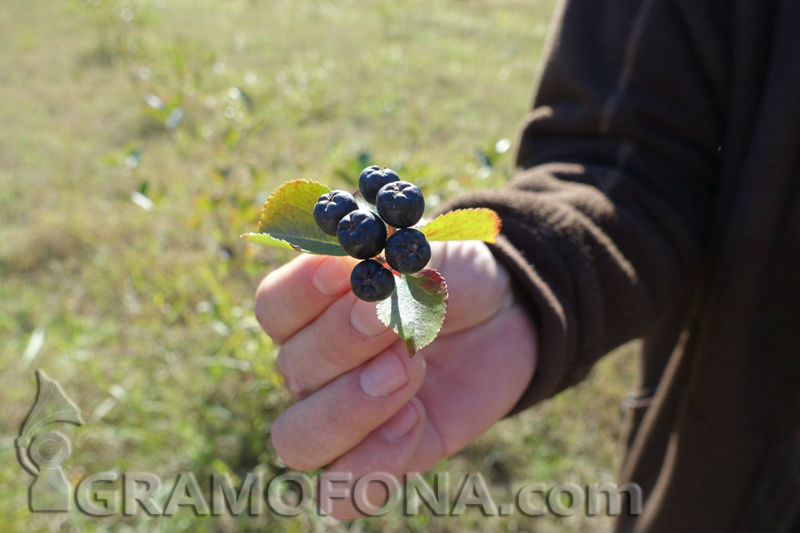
left=242, top=169, right=500, bottom=355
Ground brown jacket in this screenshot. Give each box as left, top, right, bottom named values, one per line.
left=444, top=0, right=800, bottom=530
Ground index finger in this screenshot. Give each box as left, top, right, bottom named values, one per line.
left=255, top=254, right=358, bottom=344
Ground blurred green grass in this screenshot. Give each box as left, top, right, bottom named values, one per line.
left=0, top=0, right=639, bottom=531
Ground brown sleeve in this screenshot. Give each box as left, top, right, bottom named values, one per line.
left=441, top=0, right=728, bottom=409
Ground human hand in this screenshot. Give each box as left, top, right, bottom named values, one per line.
left=255, top=240, right=538, bottom=519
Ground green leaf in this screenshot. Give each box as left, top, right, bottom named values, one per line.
left=377, top=269, right=448, bottom=356
left=353, top=191, right=378, bottom=215
left=240, top=232, right=299, bottom=251
left=420, top=208, right=501, bottom=244
left=242, top=179, right=345, bottom=255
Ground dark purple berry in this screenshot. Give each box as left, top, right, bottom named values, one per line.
left=313, top=190, right=358, bottom=235
left=350, top=259, right=396, bottom=302
left=376, top=181, right=425, bottom=228
left=385, top=228, right=431, bottom=274
left=336, top=209, right=387, bottom=259
left=358, top=166, right=400, bottom=204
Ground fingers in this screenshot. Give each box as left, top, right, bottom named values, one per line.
left=262, top=241, right=510, bottom=396
left=319, top=398, right=427, bottom=520
left=273, top=305, right=535, bottom=503
left=275, top=293, right=397, bottom=397
left=255, top=254, right=358, bottom=344
left=410, top=304, right=537, bottom=469
left=270, top=341, right=426, bottom=471
left=427, top=241, right=513, bottom=335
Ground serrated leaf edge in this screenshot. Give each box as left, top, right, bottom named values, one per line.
left=377, top=268, right=449, bottom=356
left=256, top=178, right=331, bottom=233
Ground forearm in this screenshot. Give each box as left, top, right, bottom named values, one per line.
left=443, top=0, right=726, bottom=407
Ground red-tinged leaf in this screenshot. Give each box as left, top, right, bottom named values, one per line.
left=377, top=268, right=448, bottom=356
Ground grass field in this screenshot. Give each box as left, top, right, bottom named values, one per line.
left=0, top=0, right=639, bottom=531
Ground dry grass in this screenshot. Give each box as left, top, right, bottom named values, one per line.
left=0, top=0, right=639, bottom=530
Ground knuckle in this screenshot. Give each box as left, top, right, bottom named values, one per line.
left=396, top=347, right=425, bottom=390
left=275, top=348, right=307, bottom=399
left=316, top=331, right=350, bottom=370
left=270, top=415, right=317, bottom=472
left=312, top=302, right=354, bottom=368
left=254, top=280, right=287, bottom=344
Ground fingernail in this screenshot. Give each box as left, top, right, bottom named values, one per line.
left=381, top=402, right=419, bottom=441
left=311, top=257, right=351, bottom=296
left=350, top=299, right=389, bottom=337
left=360, top=350, right=408, bottom=398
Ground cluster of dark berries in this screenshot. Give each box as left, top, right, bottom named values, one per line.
left=313, top=166, right=431, bottom=302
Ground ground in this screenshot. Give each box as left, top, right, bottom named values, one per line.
left=0, top=0, right=639, bottom=531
